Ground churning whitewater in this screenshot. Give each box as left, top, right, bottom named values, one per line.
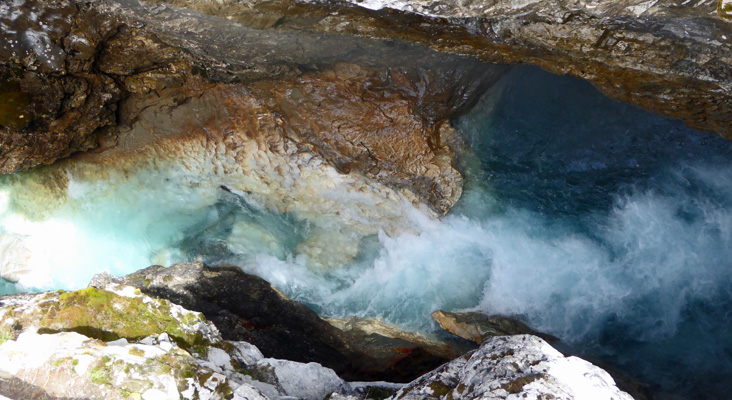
left=0, top=67, right=731, bottom=399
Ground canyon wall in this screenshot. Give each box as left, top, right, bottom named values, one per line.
left=1, top=0, right=729, bottom=221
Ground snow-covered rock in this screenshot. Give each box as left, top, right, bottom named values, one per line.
left=388, top=335, right=635, bottom=400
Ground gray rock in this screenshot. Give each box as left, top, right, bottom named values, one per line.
left=388, top=334, right=635, bottom=400
left=325, top=0, right=732, bottom=139
left=0, top=283, right=365, bottom=400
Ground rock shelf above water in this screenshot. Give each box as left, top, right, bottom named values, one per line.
left=0, top=263, right=636, bottom=400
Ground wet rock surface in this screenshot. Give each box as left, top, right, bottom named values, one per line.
left=0, top=0, right=504, bottom=218
left=0, top=0, right=511, bottom=273
left=324, top=0, right=732, bottom=139
left=328, top=316, right=475, bottom=382
left=95, top=262, right=466, bottom=382
left=431, top=310, right=559, bottom=345
left=161, top=0, right=732, bottom=139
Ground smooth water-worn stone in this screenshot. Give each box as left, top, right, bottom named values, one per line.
left=0, top=0, right=505, bottom=228
left=0, top=9, right=507, bottom=271
left=431, top=310, right=559, bottom=344
left=327, top=316, right=475, bottom=382
left=257, top=358, right=351, bottom=400
left=388, top=334, right=635, bottom=400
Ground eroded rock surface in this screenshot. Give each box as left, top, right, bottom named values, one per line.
left=160, top=0, right=732, bottom=139
left=328, top=316, right=475, bottom=382
left=388, top=334, right=635, bottom=400
left=0, top=0, right=505, bottom=220
left=0, top=0, right=513, bottom=272
left=325, top=0, right=732, bottom=139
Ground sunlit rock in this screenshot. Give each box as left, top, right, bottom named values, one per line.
left=0, top=283, right=367, bottom=400
left=0, top=283, right=219, bottom=349
left=389, top=335, right=635, bottom=400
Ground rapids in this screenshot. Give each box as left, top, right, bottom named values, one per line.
left=1, top=66, right=731, bottom=399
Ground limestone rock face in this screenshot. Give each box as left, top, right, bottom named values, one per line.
left=0, top=0, right=505, bottom=224
left=387, top=334, right=635, bottom=400
left=0, top=1, right=511, bottom=268
left=167, top=0, right=732, bottom=139
left=319, top=0, right=732, bottom=139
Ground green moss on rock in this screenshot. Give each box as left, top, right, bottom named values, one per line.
left=501, top=374, right=544, bottom=394
left=719, top=0, right=732, bottom=19
left=429, top=381, right=451, bottom=397
left=34, top=287, right=211, bottom=351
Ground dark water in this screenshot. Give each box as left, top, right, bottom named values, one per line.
left=454, top=66, right=732, bottom=400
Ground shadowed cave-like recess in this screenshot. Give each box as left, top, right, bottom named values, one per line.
left=1, top=66, right=732, bottom=399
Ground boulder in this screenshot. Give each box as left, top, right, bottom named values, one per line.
left=387, top=334, right=635, bottom=400
left=0, top=283, right=366, bottom=400
left=0, top=283, right=219, bottom=352
left=0, top=284, right=262, bottom=399
left=328, top=316, right=474, bottom=382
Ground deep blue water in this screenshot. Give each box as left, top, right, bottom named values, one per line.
left=454, top=66, right=732, bottom=400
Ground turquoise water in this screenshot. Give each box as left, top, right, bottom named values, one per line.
left=1, top=65, right=731, bottom=399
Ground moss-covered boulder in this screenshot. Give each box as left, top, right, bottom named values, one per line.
left=0, top=283, right=366, bottom=400
left=0, top=284, right=218, bottom=354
